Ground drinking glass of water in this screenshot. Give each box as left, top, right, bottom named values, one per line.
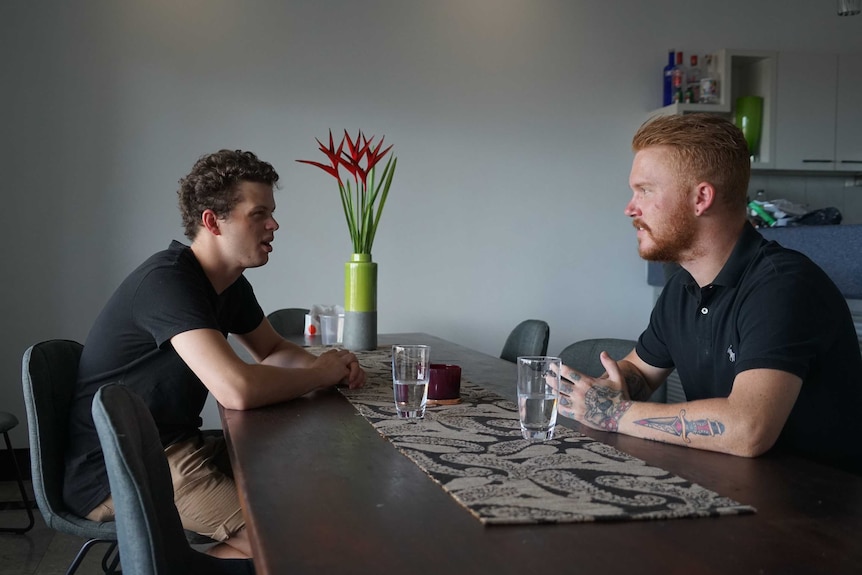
left=517, top=356, right=561, bottom=441
left=392, top=344, right=431, bottom=419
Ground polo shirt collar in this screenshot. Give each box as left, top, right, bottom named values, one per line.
left=679, top=222, right=765, bottom=295
left=710, top=222, right=765, bottom=288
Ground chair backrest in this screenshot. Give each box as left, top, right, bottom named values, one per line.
left=21, top=339, right=116, bottom=537
left=266, top=308, right=309, bottom=337
left=558, top=338, right=669, bottom=403
left=558, top=338, right=636, bottom=377
left=500, top=319, right=550, bottom=363
left=92, top=384, right=254, bottom=575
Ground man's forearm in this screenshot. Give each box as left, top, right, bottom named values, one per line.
left=616, top=398, right=770, bottom=458
left=577, top=385, right=722, bottom=444
left=260, top=339, right=316, bottom=369
left=617, top=360, right=655, bottom=401
left=625, top=405, right=725, bottom=443
left=563, top=366, right=797, bottom=458
left=574, top=380, right=721, bottom=443
left=577, top=383, right=736, bottom=453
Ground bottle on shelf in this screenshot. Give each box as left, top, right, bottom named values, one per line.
left=684, top=85, right=695, bottom=103
left=699, top=53, right=720, bottom=104
left=662, top=50, right=675, bottom=106
left=671, top=51, right=685, bottom=104
left=705, top=52, right=720, bottom=79
left=687, top=55, right=702, bottom=103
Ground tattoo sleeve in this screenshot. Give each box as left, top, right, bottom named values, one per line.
left=583, top=386, right=633, bottom=432
left=622, top=370, right=652, bottom=401
left=634, top=409, right=725, bottom=442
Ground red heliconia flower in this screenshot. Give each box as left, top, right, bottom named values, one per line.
left=296, top=130, right=344, bottom=186
left=297, top=129, right=398, bottom=254
left=341, top=129, right=372, bottom=185
left=365, top=137, right=393, bottom=173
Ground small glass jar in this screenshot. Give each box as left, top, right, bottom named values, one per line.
left=699, top=77, right=718, bottom=104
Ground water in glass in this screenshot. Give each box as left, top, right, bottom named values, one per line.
left=518, top=392, right=558, bottom=441
left=394, top=379, right=429, bottom=419
left=392, top=344, right=431, bottom=420
left=516, top=356, right=561, bottom=441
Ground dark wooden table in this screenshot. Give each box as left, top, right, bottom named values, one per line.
left=220, top=333, right=862, bottom=575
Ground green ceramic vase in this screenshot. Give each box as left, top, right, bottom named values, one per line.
left=734, top=95, right=763, bottom=161
left=343, top=253, right=377, bottom=351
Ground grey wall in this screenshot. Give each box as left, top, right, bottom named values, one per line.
left=3, top=0, right=861, bottom=442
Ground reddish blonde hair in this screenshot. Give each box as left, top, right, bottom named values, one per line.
left=632, top=113, right=750, bottom=212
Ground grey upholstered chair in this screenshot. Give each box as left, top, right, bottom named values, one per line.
left=558, top=338, right=667, bottom=403
left=500, top=319, right=550, bottom=363
left=266, top=307, right=309, bottom=338
left=92, top=384, right=255, bottom=575
left=0, top=410, right=35, bottom=533
left=22, top=340, right=120, bottom=575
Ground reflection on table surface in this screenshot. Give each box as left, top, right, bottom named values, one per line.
left=220, top=333, right=862, bottom=575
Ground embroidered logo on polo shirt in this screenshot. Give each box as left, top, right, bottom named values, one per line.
left=726, top=345, right=736, bottom=363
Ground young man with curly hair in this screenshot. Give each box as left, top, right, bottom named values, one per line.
left=65, top=150, right=366, bottom=558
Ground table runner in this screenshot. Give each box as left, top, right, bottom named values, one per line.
left=321, top=346, right=756, bottom=525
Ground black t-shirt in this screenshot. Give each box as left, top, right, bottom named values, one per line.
left=637, top=223, right=862, bottom=473
left=63, top=241, right=264, bottom=516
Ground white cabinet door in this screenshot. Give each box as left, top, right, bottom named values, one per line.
left=836, top=56, right=862, bottom=171
left=775, top=53, right=838, bottom=171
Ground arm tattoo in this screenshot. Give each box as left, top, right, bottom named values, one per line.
left=623, top=371, right=652, bottom=401
left=634, top=409, right=725, bottom=443
left=584, top=386, right=632, bottom=432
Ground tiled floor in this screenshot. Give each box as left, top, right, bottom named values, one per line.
left=0, top=481, right=109, bottom=575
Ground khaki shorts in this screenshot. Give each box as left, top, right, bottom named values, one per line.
left=86, top=434, right=245, bottom=542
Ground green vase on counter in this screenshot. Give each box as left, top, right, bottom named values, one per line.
left=343, top=253, right=377, bottom=351
left=735, top=95, right=763, bottom=162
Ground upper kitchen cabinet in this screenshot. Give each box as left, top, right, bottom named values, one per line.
left=775, top=53, right=838, bottom=171
left=836, top=56, right=862, bottom=171
left=649, top=49, right=777, bottom=170
left=775, top=53, right=862, bottom=172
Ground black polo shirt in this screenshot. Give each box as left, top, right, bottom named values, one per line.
left=637, top=222, right=862, bottom=473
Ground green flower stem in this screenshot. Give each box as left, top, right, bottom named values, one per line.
left=298, top=131, right=396, bottom=255
left=368, top=157, right=396, bottom=251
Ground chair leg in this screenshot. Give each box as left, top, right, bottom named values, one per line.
left=65, top=538, right=115, bottom=575
left=101, top=541, right=121, bottom=574
left=0, top=430, right=35, bottom=534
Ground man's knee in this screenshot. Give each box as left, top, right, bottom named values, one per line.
left=165, top=436, right=244, bottom=541
left=85, top=495, right=115, bottom=522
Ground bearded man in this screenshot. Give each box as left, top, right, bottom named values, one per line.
left=557, top=114, right=862, bottom=474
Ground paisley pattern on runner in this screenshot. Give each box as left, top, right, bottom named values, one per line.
left=322, top=346, right=756, bottom=525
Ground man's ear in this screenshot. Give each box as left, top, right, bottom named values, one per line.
left=693, top=181, right=716, bottom=217
left=201, top=209, right=222, bottom=236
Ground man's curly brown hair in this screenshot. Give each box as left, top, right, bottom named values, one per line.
left=177, top=149, right=280, bottom=240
